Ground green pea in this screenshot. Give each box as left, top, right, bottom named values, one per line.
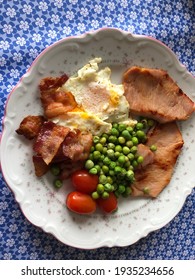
left=102, top=191, right=109, bottom=199
left=102, top=147, right=107, bottom=154
left=95, top=143, right=103, bottom=152
left=118, top=123, right=126, bottom=132
left=107, top=143, right=115, bottom=149
left=132, top=160, right=138, bottom=168
left=85, top=159, right=94, bottom=169
left=112, top=123, right=118, bottom=129
left=97, top=184, right=104, bottom=194
left=111, top=127, right=119, bottom=137
left=99, top=174, right=107, bottom=184
left=93, top=136, right=100, bottom=143
left=115, top=145, right=122, bottom=152
left=114, top=190, right=121, bottom=198
left=93, top=150, right=101, bottom=160
left=120, top=168, right=127, bottom=177
left=54, top=179, right=63, bottom=189
left=137, top=155, right=144, bottom=164
left=136, top=122, right=144, bottom=130
left=114, top=151, right=121, bottom=158
left=123, top=146, right=130, bottom=155
left=100, top=137, right=107, bottom=145
left=150, top=145, right=157, bottom=151
left=106, top=176, right=113, bottom=184
left=130, top=146, right=138, bottom=154
left=118, top=184, right=126, bottom=194
left=89, top=167, right=98, bottom=174
left=126, top=170, right=134, bottom=181
left=90, top=146, right=95, bottom=152
left=94, top=165, right=101, bottom=173
left=114, top=166, right=122, bottom=174
left=109, top=170, right=115, bottom=176
left=118, top=155, right=126, bottom=164
left=143, top=187, right=150, bottom=194
left=103, top=156, right=111, bottom=165
left=118, top=136, right=126, bottom=144
left=126, top=140, right=133, bottom=148
left=121, top=130, right=131, bottom=140
left=122, top=187, right=132, bottom=197
left=132, top=136, right=139, bottom=145
left=107, top=149, right=115, bottom=159
left=147, top=119, right=155, bottom=127
left=110, top=161, right=116, bottom=169
left=108, top=135, right=118, bottom=144
left=126, top=126, right=134, bottom=133
left=50, top=164, right=60, bottom=176
left=102, top=165, right=109, bottom=174
left=104, top=183, right=113, bottom=192
left=91, top=191, right=100, bottom=199
left=136, top=130, right=145, bottom=139
left=127, top=152, right=135, bottom=161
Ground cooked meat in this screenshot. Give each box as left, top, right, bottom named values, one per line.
left=131, top=122, right=184, bottom=198
left=39, top=75, right=77, bottom=118
left=136, top=143, right=154, bottom=169
left=123, top=66, right=195, bottom=123
left=33, top=155, right=49, bottom=177
left=59, top=160, right=85, bottom=180
left=16, top=115, right=45, bottom=139
left=62, top=130, right=93, bottom=161
left=33, top=121, right=70, bottom=165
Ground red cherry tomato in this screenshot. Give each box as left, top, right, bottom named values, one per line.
left=66, top=191, right=97, bottom=214
left=71, top=170, right=98, bottom=194
left=97, top=192, right=118, bottom=214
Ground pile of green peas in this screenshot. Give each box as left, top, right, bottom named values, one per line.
left=84, top=120, right=153, bottom=200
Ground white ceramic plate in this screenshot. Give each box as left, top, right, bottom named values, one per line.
left=1, top=28, right=195, bottom=249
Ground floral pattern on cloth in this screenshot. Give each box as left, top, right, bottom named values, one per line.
left=0, top=0, right=194, bottom=260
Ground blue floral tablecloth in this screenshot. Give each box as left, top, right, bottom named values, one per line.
left=0, top=0, right=194, bottom=260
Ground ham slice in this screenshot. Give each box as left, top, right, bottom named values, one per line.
left=131, top=122, right=184, bottom=198
left=33, top=121, right=70, bottom=165
left=123, top=66, right=195, bottom=123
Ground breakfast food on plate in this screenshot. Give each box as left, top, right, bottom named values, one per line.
left=123, top=66, right=195, bottom=123
left=16, top=58, right=195, bottom=214
left=131, top=122, right=184, bottom=197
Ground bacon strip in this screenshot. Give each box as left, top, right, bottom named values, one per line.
left=62, top=130, right=93, bottom=161
left=39, top=75, right=77, bottom=118
left=16, top=115, right=45, bottom=140
left=33, top=155, right=49, bottom=177
left=33, top=121, right=70, bottom=165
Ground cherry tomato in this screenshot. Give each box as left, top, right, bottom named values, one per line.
left=71, top=170, right=98, bottom=194
left=66, top=191, right=97, bottom=214
left=97, top=192, right=118, bottom=214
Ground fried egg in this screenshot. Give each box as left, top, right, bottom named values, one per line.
left=52, top=111, right=111, bottom=136
left=62, top=57, right=130, bottom=122
left=53, top=58, right=136, bottom=135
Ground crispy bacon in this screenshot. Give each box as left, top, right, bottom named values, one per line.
left=62, top=130, right=93, bottom=161
left=33, top=121, right=70, bottom=165
left=39, top=75, right=77, bottom=118
left=16, top=115, right=45, bottom=139
left=33, top=155, right=49, bottom=177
